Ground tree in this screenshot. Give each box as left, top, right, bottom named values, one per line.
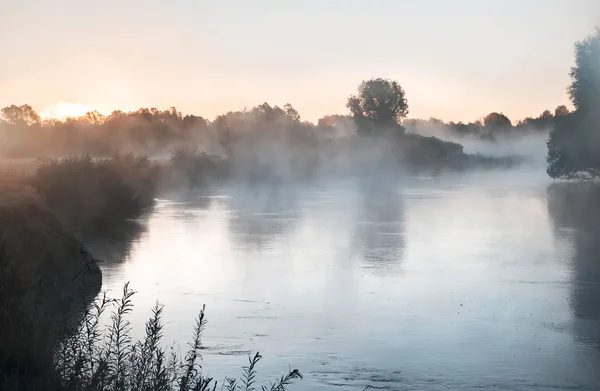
left=1, top=104, right=41, bottom=126
left=554, top=105, right=570, bottom=117
left=547, top=111, right=600, bottom=179
left=483, top=112, right=511, bottom=128
left=347, top=78, right=409, bottom=134
left=283, top=103, right=300, bottom=122
left=547, top=29, right=600, bottom=179
left=540, top=110, right=553, bottom=120
left=568, top=28, right=600, bottom=112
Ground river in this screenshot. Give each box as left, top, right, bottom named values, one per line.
left=98, top=168, right=600, bottom=390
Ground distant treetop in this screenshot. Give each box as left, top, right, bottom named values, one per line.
left=347, top=78, right=409, bottom=134
left=483, top=112, right=511, bottom=128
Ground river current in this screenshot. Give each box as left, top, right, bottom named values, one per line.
left=98, top=169, right=600, bottom=390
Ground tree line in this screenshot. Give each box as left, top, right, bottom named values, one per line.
left=405, top=106, right=570, bottom=142
left=0, top=79, right=525, bottom=178
left=0, top=79, right=559, bottom=162
left=3, top=29, right=598, bottom=180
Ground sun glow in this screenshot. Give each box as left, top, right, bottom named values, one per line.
left=40, top=102, right=103, bottom=121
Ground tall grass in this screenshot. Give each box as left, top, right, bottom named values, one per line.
left=45, top=283, right=302, bottom=391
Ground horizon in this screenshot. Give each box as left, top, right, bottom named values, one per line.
left=1, top=0, right=599, bottom=123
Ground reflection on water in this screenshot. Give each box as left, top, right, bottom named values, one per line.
left=352, top=178, right=405, bottom=271
left=83, top=220, right=147, bottom=264
left=99, top=173, right=600, bottom=390
left=227, top=184, right=302, bottom=251
left=547, top=183, right=600, bottom=356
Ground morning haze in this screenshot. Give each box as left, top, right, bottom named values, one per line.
left=0, top=0, right=598, bottom=122
left=2, top=2, right=600, bottom=391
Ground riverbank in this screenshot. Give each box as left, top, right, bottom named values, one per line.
left=0, top=155, right=158, bottom=388
left=0, top=177, right=102, bottom=386
left=0, top=149, right=541, bottom=389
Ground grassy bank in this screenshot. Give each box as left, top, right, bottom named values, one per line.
left=0, top=155, right=162, bottom=389
left=0, top=179, right=102, bottom=387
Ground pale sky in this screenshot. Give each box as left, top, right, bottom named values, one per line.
left=1, top=0, right=598, bottom=123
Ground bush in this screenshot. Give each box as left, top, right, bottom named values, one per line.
left=29, top=154, right=158, bottom=235
left=168, top=147, right=229, bottom=188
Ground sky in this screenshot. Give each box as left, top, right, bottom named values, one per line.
left=1, top=0, right=599, bottom=123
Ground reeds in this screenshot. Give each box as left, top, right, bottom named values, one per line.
left=49, top=283, right=302, bottom=391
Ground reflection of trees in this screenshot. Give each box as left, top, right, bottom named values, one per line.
left=352, top=178, right=405, bottom=271
left=82, top=220, right=147, bottom=263
left=86, top=191, right=217, bottom=265
left=547, top=183, right=600, bottom=348
left=227, top=184, right=301, bottom=250
left=167, top=187, right=215, bottom=212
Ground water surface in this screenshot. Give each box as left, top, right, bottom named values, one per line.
left=100, top=169, right=600, bottom=390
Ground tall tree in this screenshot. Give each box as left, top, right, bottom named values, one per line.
left=547, top=29, right=600, bottom=179
left=568, top=28, right=600, bottom=113
left=347, top=78, right=409, bottom=134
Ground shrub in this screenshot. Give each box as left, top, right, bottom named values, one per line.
left=29, top=154, right=158, bottom=235
left=168, top=147, right=229, bottom=188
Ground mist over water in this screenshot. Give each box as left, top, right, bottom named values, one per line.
left=96, top=165, right=600, bottom=390
left=2, top=10, right=599, bottom=390
left=404, top=119, right=551, bottom=167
